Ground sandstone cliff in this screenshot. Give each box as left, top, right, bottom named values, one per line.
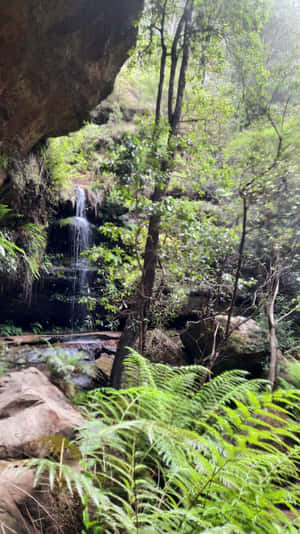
left=0, top=0, right=143, bottom=156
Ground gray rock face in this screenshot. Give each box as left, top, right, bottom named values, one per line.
left=144, top=329, right=185, bottom=366
left=181, top=315, right=269, bottom=376
left=0, top=0, right=143, bottom=156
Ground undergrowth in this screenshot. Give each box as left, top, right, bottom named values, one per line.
left=25, top=352, right=300, bottom=533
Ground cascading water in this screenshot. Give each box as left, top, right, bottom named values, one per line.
left=70, top=186, right=92, bottom=330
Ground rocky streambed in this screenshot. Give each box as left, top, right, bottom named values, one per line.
left=0, top=331, right=120, bottom=388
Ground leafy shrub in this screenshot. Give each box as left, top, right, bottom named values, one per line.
left=282, top=360, right=300, bottom=390
left=46, top=123, right=109, bottom=188
left=30, top=322, right=43, bottom=335
left=44, top=346, right=97, bottom=385
left=0, top=321, right=23, bottom=337
left=0, top=204, right=26, bottom=274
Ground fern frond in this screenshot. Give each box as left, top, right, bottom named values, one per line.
left=31, top=354, right=300, bottom=534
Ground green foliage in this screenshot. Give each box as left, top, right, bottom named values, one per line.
left=0, top=204, right=11, bottom=219
left=88, top=134, right=151, bottom=312
left=47, top=126, right=95, bottom=187
left=282, top=360, right=300, bottom=390
left=30, top=322, right=43, bottom=335
left=44, top=345, right=97, bottom=384
left=22, top=223, right=47, bottom=278
left=227, top=0, right=300, bottom=127
left=57, top=217, right=74, bottom=228
left=0, top=153, right=9, bottom=169
left=273, top=296, right=300, bottom=353
left=0, top=204, right=47, bottom=292
left=90, top=222, right=142, bottom=314
left=95, top=116, right=241, bottom=325
left=0, top=321, right=23, bottom=337
left=29, top=353, right=300, bottom=533
left=0, top=204, right=25, bottom=268
left=109, top=63, right=159, bottom=113
left=47, top=122, right=120, bottom=188
left=225, top=119, right=279, bottom=175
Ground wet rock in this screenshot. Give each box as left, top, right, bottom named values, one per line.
left=102, top=340, right=118, bottom=353
left=0, top=169, right=7, bottom=188
left=72, top=367, right=108, bottom=389
left=90, top=102, right=138, bottom=125
left=168, top=284, right=224, bottom=329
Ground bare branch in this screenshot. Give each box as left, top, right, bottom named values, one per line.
left=277, top=305, right=299, bottom=324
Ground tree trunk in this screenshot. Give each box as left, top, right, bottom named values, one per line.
left=155, top=0, right=167, bottom=126
left=267, top=271, right=280, bottom=390
left=110, top=311, right=140, bottom=388
left=225, top=194, right=248, bottom=340
left=110, top=0, right=194, bottom=389
left=111, top=183, right=165, bottom=388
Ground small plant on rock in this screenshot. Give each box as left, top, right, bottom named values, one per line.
left=44, top=345, right=97, bottom=394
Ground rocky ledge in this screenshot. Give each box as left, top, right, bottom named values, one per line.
left=0, top=0, right=143, bottom=156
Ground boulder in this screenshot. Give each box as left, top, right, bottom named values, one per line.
left=94, top=352, right=115, bottom=379
left=144, top=329, right=185, bottom=366
left=181, top=315, right=269, bottom=376
left=168, top=284, right=229, bottom=329
left=0, top=461, right=83, bottom=533
left=0, top=463, right=36, bottom=533
left=0, top=0, right=143, bottom=156
left=0, top=367, right=83, bottom=459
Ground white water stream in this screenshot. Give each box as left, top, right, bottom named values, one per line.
left=70, top=186, right=92, bottom=330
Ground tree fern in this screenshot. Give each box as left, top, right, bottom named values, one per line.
left=26, top=353, right=300, bottom=533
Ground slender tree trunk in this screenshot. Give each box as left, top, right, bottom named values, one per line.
left=170, top=4, right=193, bottom=133
left=138, top=180, right=167, bottom=352
left=267, top=271, right=280, bottom=390
left=168, top=12, right=185, bottom=124
left=110, top=311, right=140, bottom=388
left=111, top=0, right=194, bottom=389
left=111, top=176, right=166, bottom=387
left=225, top=194, right=248, bottom=340
left=155, top=0, right=167, bottom=126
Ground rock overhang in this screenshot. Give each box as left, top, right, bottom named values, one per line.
left=0, top=0, right=144, bottom=156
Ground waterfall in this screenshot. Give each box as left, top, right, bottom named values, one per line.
left=70, top=186, right=91, bottom=330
